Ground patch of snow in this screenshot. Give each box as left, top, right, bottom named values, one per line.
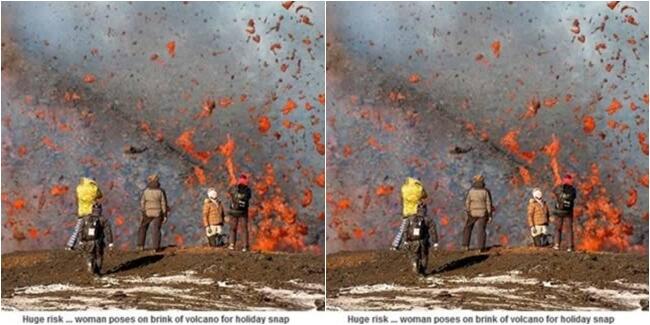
left=120, top=271, right=214, bottom=285
left=611, top=279, right=649, bottom=291
left=331, top=272, right=649, bottom=311
left=255, top=286, right=324, bottom=310
left=288, top=279, right=325, bottom=291
left=581, top=286, right=648, bottom=309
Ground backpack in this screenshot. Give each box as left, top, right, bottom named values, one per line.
left=557, top=185, right=575, bottom=211
left=81, top=215, right=101, bottom=242
left=406, top=214, right=426, bottom=242
left=231, top=186, right=250, bottom=210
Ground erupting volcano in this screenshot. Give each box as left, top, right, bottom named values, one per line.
left=1, top=2, right=325, bottom=254
left=326, top=2, right=648, bottom=254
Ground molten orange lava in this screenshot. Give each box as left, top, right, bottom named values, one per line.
left=500, top=130, right=536, bottom=163
left=217, top=135, right=237, bottom=185
left=251, top=164, right=310, bottom=252
left=301, top=189, right=313, bottom=207
left=175, top=130, right=211, bottom=164
left=637, top=132, right=649, bottom=155
left=175, top=234, right=185, bottom=247
left=282, top=99, right=298, bottom=115
left=626, top=188, right=637, bottom=207
left=83, top=73, right=96, bottom=84
left=258, top=115, right=272, bottom=133
left=194, top=166, right=207, bottom=185
left=408, top=73, right=421, bottom=84
left=376, top=184, right=394, bottom=197
left=312, top=132, right=325, bottom=155
left=606, top=98, right=622, bottom=115
left=50, top=185, right=69, bottom=197
left=490, top=40, right=501, bottom=58
left=576, top=163, right=633, bottom=252
left=583, top=115, right=596, bottom=134
left=518, top=166, right=532, bottom=185
left=315, top=172, right=325, bottom=188
left=219, top=97, right=233, bottom=108
left=166, top=40, right=176, bottom=58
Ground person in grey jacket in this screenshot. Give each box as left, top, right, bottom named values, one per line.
left=462, top=175, right=493, bottom=252
left=137, top=174, right=168, bottom=252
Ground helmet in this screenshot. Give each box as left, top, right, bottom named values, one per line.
left=91, top=202, right=102, bottom=215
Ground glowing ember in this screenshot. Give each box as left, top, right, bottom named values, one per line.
left=166, top=40, right=176, bottom=58
left=490, top=40, right=501, bottom=58
left=50, top=185, right=69, bottom=197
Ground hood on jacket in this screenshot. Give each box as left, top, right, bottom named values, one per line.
left=79, top=177, right=96, bottom=186
left=472, top=175, right=485, bottom=189
left=405, top=177, right=421, bottom=187
left=472, top=180, right=485, bottom=189
left=401, top=177, right=426, bottom=217
left=147, top=174, right=160, bottom=189
left=402, top=177, right=425, bottom=200
left=77, top=177, right=102, bottom=217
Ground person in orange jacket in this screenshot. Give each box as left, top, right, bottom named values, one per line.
left=527, top=188, right=551, bottom=247
left=203, top=188, right=226, bottom=247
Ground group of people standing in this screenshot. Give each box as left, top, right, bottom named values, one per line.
left=201, top=174, right=252, bottom=251
left=526, top=174, right=577, bottom=251
left=65, top=173, right=253, bottom=276
left=391, top=173, right=578, bottom=275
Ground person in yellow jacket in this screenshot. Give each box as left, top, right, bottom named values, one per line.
left=391, top=177, right=438, bottom=250
left=66, top=177, right=103, bottom=250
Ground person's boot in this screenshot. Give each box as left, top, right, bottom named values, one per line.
left=461, top=246, right=469, bottom=252
left=136, top=246, right=144, bottom=252
left=553, top=244, right=560, bottom=250
left=433, top=243, right=439, bottom=251
left=228, top=243, right=235, bottom=250
left=87, top=262, right=94, bottom=274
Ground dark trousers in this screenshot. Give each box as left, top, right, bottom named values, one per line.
left=229, top=212, right=249, bottom=249
left=554, top=214, right=574, bottom=249
left=80, top=241, right=104, bottom=275
left=462, top=216, right=487, bottom=250
left=138, top=216, right=162, bottom=250
left=405, top=240, right=429, bottom=275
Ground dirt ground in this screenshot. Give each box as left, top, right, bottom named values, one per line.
left=1, top=246, right=324, bottom=311
left=327, top=247, right=649, bottom=311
